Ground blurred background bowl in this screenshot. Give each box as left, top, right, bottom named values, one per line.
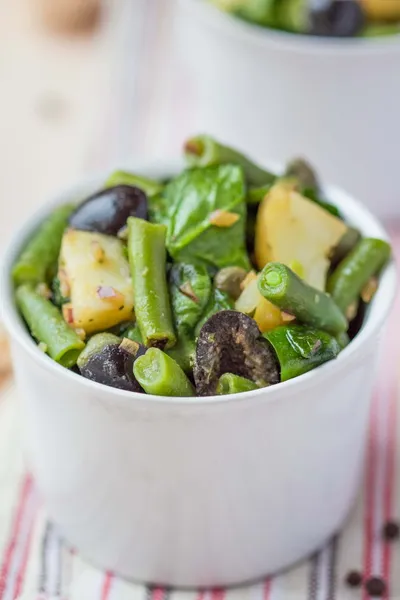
left=177, top=0, right=400, bottom=220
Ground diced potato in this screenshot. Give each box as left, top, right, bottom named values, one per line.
left=255, top=183, right=347, bottom=290
left=361, top=0, right=400, bottom=22
left=253, top=296, right=282, bottom=333
left=235, top=273, right=282, bottom=333
left=235, top=276, right=259, bottom=315
left=59, top=229, right=134, bottom=334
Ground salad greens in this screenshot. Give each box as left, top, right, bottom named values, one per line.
left=164, top=165, right=250, bottom=270
left=209, top=0, right=400, bottom=38
left=13, top=134, right=391, bottom=397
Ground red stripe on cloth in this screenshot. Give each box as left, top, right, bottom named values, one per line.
left=210, top=589, right=225, bottom=600
left=362, top=393, right=379, bottom=600
left=151, top=587, right=167, bottom=600
left=381, top=382, right=397, bottom=600
left=263, top=577, right=271, bottom=600
left=379, top=226, right=400, bottom=599
left=101, top=571, right=113, bottom=600
left=12, top=503, right=36, bottom=600
left=0, top=474, right=33, bottom=599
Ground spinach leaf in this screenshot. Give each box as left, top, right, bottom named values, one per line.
left=148, top=193, right=170, bottom=225
left=195, top=288, right=234, bottom=337
left=164, top=165, right=250, bottom=270
left=169, top=263, right=212, bottom=334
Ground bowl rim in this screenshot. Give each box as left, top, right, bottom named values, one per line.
left=0, top=158, right=397, bottom=406
left=179, top=0, right=400, bottom=55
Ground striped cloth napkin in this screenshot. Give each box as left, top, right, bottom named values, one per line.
left=1, top=1, right=400, bottom=598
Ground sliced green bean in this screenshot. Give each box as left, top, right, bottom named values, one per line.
left=124, top=323, right=144, bottom=344
left=12, top=204, right=74, bottom=286
left=105, top=170, right=163, bottom=197
left=184, top=135, right=276, bottom=187
left=166, top=333, right=195, bottom=374
left=127, top=217, right=176, bottom=349
left=264, top=324, right=341, bottom=382
left=16, top=284, right=85, bottom=367
left=258, top=262, right=347, bottom=335
left=285, top=158, right=319, bottom=190
left=327, top=238, right=391, bottom=314
left=301, top=187, right=341, bottom=218
left=216, top=373, right=258, bottom=395
left=247, top=184, right=272, bottom=205
left=133, top=348, right=195, bottom=397
left=330, top=227, right=361, bottom=268
left=336, top=331, right=350, bottom=349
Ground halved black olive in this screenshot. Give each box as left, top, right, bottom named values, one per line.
left=69, top=185, right=148, bottom=235
left=285, top=157, right=319, bottom=190
left=194, top=310, right=279, bottom=396
left=309, top=0, right=365, bottom=37
left=77, top=333, right=146, bottom=392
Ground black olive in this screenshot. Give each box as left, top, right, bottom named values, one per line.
left=194, top=310, right=279, bottom=396
left=309, top=0, right=365, bottom=37
left=285, top=157, right=319, bottom=190
left=69, top=185, right=148, bottom=235
left=77, top=333, right=146, bottom=392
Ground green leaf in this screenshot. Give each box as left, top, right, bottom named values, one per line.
left=195, top=288, right=234, bottom=337
left=169, top=263, right=212, bottom=334
left=164, top=165, right=250, bottom=270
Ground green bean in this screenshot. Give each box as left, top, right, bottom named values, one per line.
left=124, top=323, right=144, bottom=345
left=327, top=238, right=391, bottom=314
left=127, top=217, right=176, bottom=349
left=285, top=158, right=319, bottom=190
left=133, top=348, right=195, bottom=397
left=301, top=187, right=341, bottom=218
left=258, top=262, right=347, bottom=335
left=216, top=373, right=259, bottom=395
left=329, top=227, right=361, bottom=268
left=362, top=23, right=400, bottom=37
left=336, top=331, right=350, bottom=349
left=184, top=135, right=276, bottom=187
left=166, top=334, right=195, bottom=374
left=105, top=170, right=163, bottom=197
left=264, top=324, right=341, bottom=382
left=16, top=284, right=85, bottom=367
left=12, top=204, right=74, bottom=286
left=247, top=184, right=272, bottom=205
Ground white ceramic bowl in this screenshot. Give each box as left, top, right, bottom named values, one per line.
left=176, top=0, right=400, bottom=219
left=0, top=160, right=396, bottom=588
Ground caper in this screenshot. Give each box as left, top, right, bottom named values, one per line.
left=214, top=266, right=248, bottom=300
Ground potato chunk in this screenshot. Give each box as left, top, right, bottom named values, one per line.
left=255, top=183, right=347, bottom=290
left=59, top=229, right=134, bottom=334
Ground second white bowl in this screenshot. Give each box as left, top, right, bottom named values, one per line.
left=177, top=0, right=400, bottom=219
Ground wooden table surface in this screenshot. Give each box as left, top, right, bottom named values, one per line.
left=0, top=0, right=134, bottom=388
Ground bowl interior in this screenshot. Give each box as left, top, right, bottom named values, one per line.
left=1, top=158, right=397, bottom=404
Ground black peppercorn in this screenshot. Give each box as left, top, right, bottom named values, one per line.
left=383, top=520, right=399, bottom=541
left=345, top=570, right=362, bottom=588
left=365, top=576, right=386, bottom=597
